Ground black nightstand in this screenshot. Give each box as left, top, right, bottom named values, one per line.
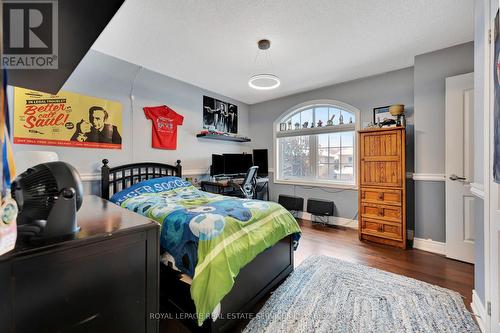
left=0, top=195, right=160, bottom=333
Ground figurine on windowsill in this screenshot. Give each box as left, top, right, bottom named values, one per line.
left=326, top=114, right=335, bottom=126
left=339, top=113, right=344, bottom=125
left=302, top=121, right=309, bottom=129
left=317, top=120, right=323, bottom=127
left=287, top=120, right=292, bottom=130
left=349, top=117, right=353, bottom=124
left=310, top=122, right=315, bottom=128
left=294, top=122, right=300, bottom=130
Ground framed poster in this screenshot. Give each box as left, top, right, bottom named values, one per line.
left=203, top=95, right=237, bottom=134
left=494, top=10, right=500, bottom=183
left=373, top=105, right=395, bottom=124
left=14, top=88, right=123, bottom=149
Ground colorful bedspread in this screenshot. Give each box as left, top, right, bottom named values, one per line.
left=110, top=177, right=301, bottom=325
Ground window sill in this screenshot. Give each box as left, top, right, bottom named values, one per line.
left=276, top=123, right=355, bottom=138
left=273, top=179, right=358, bottom=190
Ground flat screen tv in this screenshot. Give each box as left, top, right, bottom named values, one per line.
left=241, top=153, right=253, bottom=174
left=223, top=153, right=253, bottom=175
left=211, top=154, right=225, bottom=176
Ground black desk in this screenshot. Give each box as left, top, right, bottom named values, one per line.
left=0, top=195, right=160, bottom=333
left=201, top=177, right=270, bottom=200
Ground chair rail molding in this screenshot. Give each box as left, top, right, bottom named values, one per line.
left=79, top=173, right=101, bottom=182
left=79, top=168, right=208, bottom=182
left=412, top=173, right=446, bottom=181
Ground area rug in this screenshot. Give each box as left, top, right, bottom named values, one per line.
left=243, top=255, right=479, bottom=333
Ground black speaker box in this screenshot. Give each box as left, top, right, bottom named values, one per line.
left=307, top=198, right=334, bottom=216
left=278, top=195, right=304, bottom=211
left=252, top=149, right=268, bottom=177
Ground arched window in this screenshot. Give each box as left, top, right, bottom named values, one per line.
left=274, top=100, right=360, bottom=187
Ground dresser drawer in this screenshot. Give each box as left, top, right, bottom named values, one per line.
left=361, top=218, right=402, bottom=240
left=360, top=188, right=402, bottom=206
left=360, top=203, right=402, bottom=223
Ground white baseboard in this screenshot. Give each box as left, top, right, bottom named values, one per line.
left=471, top=290, right=486, bottom=333
left=412, top=173, right=446, bottom=181
left=298, top=212, right=358, bottom=229
left=470, top=182, right=485, bottom=199
left=412, top=238, right=446, bottom=255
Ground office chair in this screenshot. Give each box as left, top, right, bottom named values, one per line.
left=228, top=166, right=259, bottom=199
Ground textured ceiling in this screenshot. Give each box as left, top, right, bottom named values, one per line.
left=92, top=0, right=474, bottom=105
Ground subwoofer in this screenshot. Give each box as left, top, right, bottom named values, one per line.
left=278, top=195, right=304, bottom=212
left=307, top=198, right=334, bottom=216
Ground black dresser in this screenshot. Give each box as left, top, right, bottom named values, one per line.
left=0, top=195, right=160, bottom=333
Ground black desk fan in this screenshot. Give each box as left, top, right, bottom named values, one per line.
left=11, top=161, right=83, bottom=241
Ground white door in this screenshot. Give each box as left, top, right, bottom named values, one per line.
left=445, top=72, right=475, bottom=264
left=489, top=124, right=500, bottom=333
left=490, top=6, right=500, bottom=328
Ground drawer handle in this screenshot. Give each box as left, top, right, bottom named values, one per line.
left=378, top=225, right=383, bottom=231
left=378, top=193, right=384, bottom=200
left=378, top=208, right=384, bottom=216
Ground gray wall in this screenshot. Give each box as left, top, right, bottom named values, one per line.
left=10, top=50, right=251, bottom=194
left=249, top=67, right=415, bottom=222
left=250, top=42, right=474, bottom=243
left=414, top=181, right=446, bottom=241
left=250, top=67, right=415, bottom=159
left=414, top=42, right=474, bottom=174
left=11, top=44, right=478, bottom=246
left=413, top=42, right=474, bottom=242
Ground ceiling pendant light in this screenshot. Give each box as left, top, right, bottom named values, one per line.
left=248, top=39, right=280, bottom=90
left=248, top=74, right=281, bottom=90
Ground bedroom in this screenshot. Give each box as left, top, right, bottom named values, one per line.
left=0, top=0, right=498, bottom=332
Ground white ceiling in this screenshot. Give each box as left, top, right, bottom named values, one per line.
left=92, top=0, right=474, bottom=105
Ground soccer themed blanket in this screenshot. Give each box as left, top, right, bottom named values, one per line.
left=110, top=177, right=301, bottom=325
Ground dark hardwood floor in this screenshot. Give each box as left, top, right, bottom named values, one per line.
left=161, top=219, right=474, bottom=332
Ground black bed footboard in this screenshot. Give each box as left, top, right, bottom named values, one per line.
left=99, top=159, right=295, bottom=332
left=161, top=235, right=294, bottom=333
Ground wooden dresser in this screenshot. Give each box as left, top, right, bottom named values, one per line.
left=358, top=127, right=406, bottom=249
left=0, top=195, right=160, bottom=333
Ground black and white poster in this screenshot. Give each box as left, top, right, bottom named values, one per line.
left=494, top=10, right=500, bottom=183
left=203, top=95, right=238, bottom=134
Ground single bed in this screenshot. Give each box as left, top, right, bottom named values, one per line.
left=100, top=159, right=299, bottom=332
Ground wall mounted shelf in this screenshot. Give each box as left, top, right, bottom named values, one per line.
left=196, top=133, right=251, bottom=143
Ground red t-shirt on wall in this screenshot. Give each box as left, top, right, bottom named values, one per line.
left=143, top=105, right=184, bottom=149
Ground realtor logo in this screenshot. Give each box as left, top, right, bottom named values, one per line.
left=2, top=0, right=58, bottom=69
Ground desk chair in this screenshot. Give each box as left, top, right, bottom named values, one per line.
left=227, top=166, right=259, bottom=199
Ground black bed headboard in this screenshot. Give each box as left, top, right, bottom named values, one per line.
left=100, top=159, right=182, bottom=200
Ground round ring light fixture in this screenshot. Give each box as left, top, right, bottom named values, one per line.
left=249, top=39, right=280, bottom=90
left=248, top=74, right=281, bottom=90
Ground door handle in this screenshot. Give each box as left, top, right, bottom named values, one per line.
left=449, top=174, right=467, bottom=181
